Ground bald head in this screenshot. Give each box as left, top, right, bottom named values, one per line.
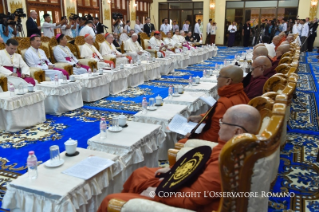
left=253, top=46, right=268, bottom=60
left=251, top=56, right=272, bottom=78
left=253, top=43, right=265, bottom=50
left=217, top=65, right=243, bottom=89
left=219, top=104, right=261, bottom=142
left=286, top=36, right=294, bottom=43
left=272, top=36, right=281, bottom=46
left=280, top=41, right=289, bottom=46
left=276, top=44, right=290, bottom=57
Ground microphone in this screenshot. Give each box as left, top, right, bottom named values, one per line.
left=101, top=24, right=108, bottom=29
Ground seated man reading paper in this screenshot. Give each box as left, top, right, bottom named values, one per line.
left=98, top=104, right=261, bottom=212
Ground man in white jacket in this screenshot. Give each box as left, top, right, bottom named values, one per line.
left=79, top=20, right=96, bottom=41
left=42, top=14, right=65, bottom=38
left=0, top=39, right=35, bottom=85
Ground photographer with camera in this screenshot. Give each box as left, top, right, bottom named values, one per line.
left=26, top=11, right=41, bottom=37
left=61, top=16, right=73, bottom=38
left=42, top=13, right=65, bottom=38
left=112, top=13, right=123, bottom=34
left=0, top=16, right=18, bottom=43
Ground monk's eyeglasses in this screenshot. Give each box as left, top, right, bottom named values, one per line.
left=217, top=74, right=230, bottom=79
left=251, top=65, right=264, bottom=71
left=219, top=119, right=248, bottom=132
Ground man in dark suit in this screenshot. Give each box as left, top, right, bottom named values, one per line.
left=308, top=18, right=318, bottom=52
left=93, top=17, right=104, bottom=34
left=26, top=11, right=41, bottom=37
left=144, top=17, right=155, bottom=37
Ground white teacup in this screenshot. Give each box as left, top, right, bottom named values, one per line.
left=70, top=75, right=75, bottom=82
left=120, top=64, right=124, bottom=69
left=64, top=138, right=78, bottom=155
left=28, top=84, right=34, bottom=92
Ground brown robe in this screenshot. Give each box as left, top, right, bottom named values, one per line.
left=244, top=75, right=269, bottom=99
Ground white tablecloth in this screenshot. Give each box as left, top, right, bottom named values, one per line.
left=103, top=70, right=129, bottom=95
left=133, top=104, right=189, bottom=160
left=0, top=91, right=46, bottom=132
left=88, top=121, right=165, bottom=180
left=140, top=61, right=161, bottom=81
left=74, top=73, right=111, bottom=102
left=200, top=75, right=217, bottom=83
left=124, top=64, right=145, bottom=87
left=156, top=57, right=175, bottom=75
left=184, top=82, right=217, bottom=96
left=2, top=148, right=124, bottom=212
left=164, top=92, right=208, bottom=115
left=35, top=82, right=83, bottom=115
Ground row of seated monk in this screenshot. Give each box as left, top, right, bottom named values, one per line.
left=96, top=33, right=299, bottom=212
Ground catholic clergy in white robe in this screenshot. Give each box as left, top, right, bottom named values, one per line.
left=100, top=33, right=131, bottom=66
left=172, top=30, right=186, bottom=48
left=80, top=34, right=114, bottom=69
left=124, top=34, right=150, bottom=61
left=53, top=34, right=89, bottom=75
left=0, top=39, right=36, bottom=86
left=164, top=32, right=181, bottom=52
left=24, top=34, right=68, bottom=79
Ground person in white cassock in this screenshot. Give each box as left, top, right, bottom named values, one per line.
left=149, top=31, right=167, bottom=50
left=172, top=30, right=185, bottom=47
left=42, top=14, right=65, bottom=38
left=0, top=39, right=36, bottom=86
left=79, top=20, right=96, bottom=41
left=24, top=34, right=68, bottom=79
left=164, top=32, right=180, bottom=51
left=53, top=34, right=89, bottom=75
left=100, top=33, right=131, bottom=66
left=124, top=33, right=150, bottom=61
left=80, top=34, right=115, bottom=68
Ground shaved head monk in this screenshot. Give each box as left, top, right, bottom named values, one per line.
left=97, top=104, right=261, bottom=212
left=253, top=43, right=265, bottom=50
left=286, top=35, right=294, bottom=43
left=272, top=36, right=281, bottom=51
left=272, top=44, right=291, bottom=70
left=244, top=56, right=272, bottom=99
left=178, top=65, right=249, bottom=144
left=252, top=46, right=269, bottom=60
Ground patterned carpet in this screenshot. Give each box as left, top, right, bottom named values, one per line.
left=0, top=47, right=318, bottom=211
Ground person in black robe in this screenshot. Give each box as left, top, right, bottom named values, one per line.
left=242, top=20, right=251, bottom=47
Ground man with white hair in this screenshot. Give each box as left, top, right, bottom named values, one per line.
left=172, top=30, right=185, bottom=47
left=80, top=34, right=114, bottom=68
left=79, top=20, right=95, bottom=40
left=26, top=11, right=41, bottom=37
left=100, top=33, right=131, bottom=65
left=164, top=32, right=179, bottom=51
left=134, top=19, right=143, bottom=34
left=124, top=33, right=150, bottom=61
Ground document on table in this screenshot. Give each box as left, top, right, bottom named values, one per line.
left=200, top=96, right=216, bottom=107
left=168, top=114, right=206, bottom=136
left=62, top=156, right=114, bottom=180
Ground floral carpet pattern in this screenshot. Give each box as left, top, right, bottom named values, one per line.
left=0, top=47, right=318, bottom=212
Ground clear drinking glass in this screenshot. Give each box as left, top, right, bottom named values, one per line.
left=112, top=117, right=119, bottom=130
left=174, top=86, right=178, bottom=95
left=50, top=145, right=60, bottom=164
left=149, top=98, right=155, bottom=108
left=63, top=75, right=67, bottom=83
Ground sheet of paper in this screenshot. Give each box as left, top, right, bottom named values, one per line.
left=168, top=114, right=206, bottom=136
left=200, top=96, right=217, bottom=107
left=62, top=156, right=114, bottom=180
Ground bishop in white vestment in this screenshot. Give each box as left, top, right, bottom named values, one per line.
left=124, top=34, right=150, bottom=61
left=0, top=44, right=36, bottom=86
left=24, top=35, right=68, bottom=79
left=80, top=34, right=114, bottom=69
left=100, top=33, right=130, bottom=66
left=53, top=34, right=89, bottom=75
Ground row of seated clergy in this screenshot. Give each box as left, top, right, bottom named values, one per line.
left=79, top=34, right=115, bottom=69
left=98, top=104, right=264, bottom=212
left=178, top=65, right=250, bottom=144
left=124, top=34, right=152, bottom=62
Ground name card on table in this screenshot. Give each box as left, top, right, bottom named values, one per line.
left=62, top=156, right=114, bottom=180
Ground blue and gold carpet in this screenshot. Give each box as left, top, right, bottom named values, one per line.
left=0, top=47, right=318, bottom=211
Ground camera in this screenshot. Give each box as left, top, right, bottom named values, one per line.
left=70, top=13, right=79, bottom=20
left=112, top=12, right=123, bottom=20
left=0, top=8, right=26, bottom=26
left=14, top=8, right=26, bottom=18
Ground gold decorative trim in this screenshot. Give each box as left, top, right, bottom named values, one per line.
left=67, top=7, right=75, bottom=19
left=10, top=2, right=23, bottom=13
left=104, top=8, right=110, bottom=21
left=131, top=10, right=136, bottom=21
left=209, top=0, right=215, bottom=22
left=309, top=0, right=318, bottom=21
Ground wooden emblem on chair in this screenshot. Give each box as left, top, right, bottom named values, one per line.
left=0, top=43, right=5, bottom=50
left=278, top=56, right=292, bottom=65
left=95, top=34, right=105, bottom=44
left=275, top=63, right=291, bottom=74
left=263, top=75, right=287, bottom=94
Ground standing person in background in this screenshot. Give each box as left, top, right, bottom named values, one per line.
left=124, top=20, right=131, bottom=32
left=292, top=19, right=301, bottom=35
left=281, top=18, right=287, bottom=33
left=94, top=17, right=104, bottom=34
left=79, top=20, right=96, bottom=41
left=228, top=21, right=237, bottom=47
left=71, top=17, right=79, bottom=38
left=210, top=22, right=217, bottom=44
left=134, top=19, right=143, bottom=34
left=0, top=19, right=17, bottom=43
left=42, top=14, right=65, bottom=38
left=205, top=19, right=212, bottom=45
left=300, top=19, right=309, bottom=52
left=194, top=19, right=202, bottom=42
left=113, top=17, right=123, bottom=34
left=160, top=18, right=171, bottom=35
left=172, top=20, right=179, bottom=34
left=242, top=20, right=251, bottom=47
left=26, top=11, right=41, bottom=37
left=308, top=18, right=318, bottom=52
left=182, top=20, right=190, bottom=34
left=144, top=17, right=155, bottom=37
left=61, top=17, right=73, bottom=38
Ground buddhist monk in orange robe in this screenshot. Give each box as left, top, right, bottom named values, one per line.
left=178, top=65, right=250, bottom=144
left=271, top=44, right=291, bottom=71
left=272, top=35, right=281, bottom=51
left=244, top=56, right=272, bottom=99
left=97, top=105, right=261, bottom=212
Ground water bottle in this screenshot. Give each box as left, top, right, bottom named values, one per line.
left=100, top=118, right=107, bottom=139
left=9, top=83, right=15, bottom=97
left=54, top=74, right=59, bottom=85
left=88, top=68, right=92, bottom=76
left=142, top=97, right=148, bottom=114
left=189, top=76, right=193, bottom=87
left=224, top=59, right=226, bottom=66
left=111, top=64, right=114, bottom=70
left=27, top=151, right=38, bottom=179
left=203, top=70, right=206, bottom=78
left=169, top=85, right=173, bottom=97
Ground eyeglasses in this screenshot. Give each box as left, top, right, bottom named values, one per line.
left=251, top=65, right=263, bottom=71
left=219, top=119, right=248, bottom=132
left=217, top=75, right=230, bottom=79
